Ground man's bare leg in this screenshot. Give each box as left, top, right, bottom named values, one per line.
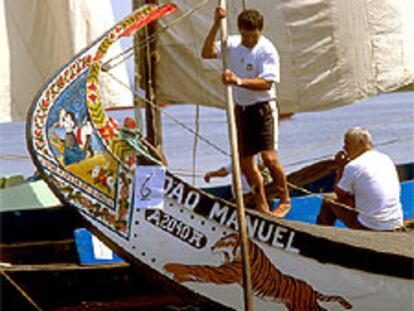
left=240, top=155, right=269, bottom=214
left=316, top=193, right=338, bottom=226
left=261, top=149, right=291, bottom=218
left=317, top=193, right=368, bottom=229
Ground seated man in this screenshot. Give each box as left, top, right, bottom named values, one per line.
left=317, top=127, right=403, bottom=231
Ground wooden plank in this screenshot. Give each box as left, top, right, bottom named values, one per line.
left=1, top=262, right=186, bottom=310
left=48, top=293, right=183, bottom=311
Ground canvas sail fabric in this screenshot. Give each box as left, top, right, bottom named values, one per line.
left=0, top=0, right=132, bottom=123
left=156, top=0, right=414, bottom=114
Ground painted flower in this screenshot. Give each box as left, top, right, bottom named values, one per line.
left=97, top=170, right=108, bottom=184
left=107, top=214, right=116, bottom=225
left=34, top=129, right=43, bottom=137
left=120, top=185, right=129, bottom=198
left=40, top=99, right=50, bottom=109
left=77, top=196, right=92, bottom=207
left=118, top=206, right=129, bottom=220
left=99, top=123, right=116, bottom=140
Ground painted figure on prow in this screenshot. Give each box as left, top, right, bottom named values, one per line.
left=201, top=7, right=291, bottom=217
left=78, top=120, right=94, bottom=158
left=59, top=109, right=86, bottom=166
left=317, top=127, right=403, bottom=231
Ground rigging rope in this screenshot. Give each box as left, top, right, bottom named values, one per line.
left=185, top=3, right=207, bottom=186
left=284, top=133, right=414, bottom=168
left=105, top=70, right=231, bottom=157
left=77, top=65, right=414, bottom=171
left=100, top=0, right=414, bottom=177
left=4, top=1, right=410, bottom=224
left=281, top=113, right=414, bottom=165
left=286, top=182, right=404, bottom=225
left=192, top=105, right=201, bottom=185
left=102, top=0, right=213, bottom=72
left=71, top=67, right=414, bottom=222
left=104, top=3, right=414, bottom=174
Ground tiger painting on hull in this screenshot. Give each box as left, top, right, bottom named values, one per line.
left=164, top=233, right=352, bottom=311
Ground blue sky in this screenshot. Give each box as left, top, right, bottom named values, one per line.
left=110, top=0, right=134, bottom=85
left=111, top=0, right=132, bottom=20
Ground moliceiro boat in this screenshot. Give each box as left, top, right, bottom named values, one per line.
left=27, top=2, right=414, bottom=311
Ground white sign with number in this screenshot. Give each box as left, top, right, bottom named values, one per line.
left=134, top=165, right=166, bottom=209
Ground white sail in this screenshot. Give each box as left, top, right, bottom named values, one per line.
left=0, top=0, right=132, bottom=123
left=156, top=0, right=414, bottom=114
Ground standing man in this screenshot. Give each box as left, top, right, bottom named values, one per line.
left=201, top=7, right=291, bottom=217
left=317, top=127, right=403, bottom=231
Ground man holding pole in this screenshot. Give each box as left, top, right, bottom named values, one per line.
left=201, top=7, right=291, bottom=217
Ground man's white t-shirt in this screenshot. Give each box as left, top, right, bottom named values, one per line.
left=215, top=35, right=280, bottom=106
left=337, top=150, right=403, bottom=230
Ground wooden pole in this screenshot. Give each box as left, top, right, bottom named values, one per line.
left=135, top=0, right=163, bottom=150
left=133, top=0, right=144, bottom=132
left=219, top=1, right=253, bottom=310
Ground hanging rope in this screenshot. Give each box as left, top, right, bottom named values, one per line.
left=192, top=105, right=200, bottom=185
left=184, top=2, right=209, bottom=186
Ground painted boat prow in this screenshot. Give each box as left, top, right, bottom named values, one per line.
left=26, top=4, right=414, bottom=310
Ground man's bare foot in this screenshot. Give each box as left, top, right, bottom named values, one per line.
left=272, top=202, right=291, bottom=218
left=256, top=208, right=277, bottom=218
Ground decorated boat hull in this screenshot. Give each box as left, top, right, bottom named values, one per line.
left=26, top=4, right=414, bottom=311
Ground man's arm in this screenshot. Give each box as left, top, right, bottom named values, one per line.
left=334, top=185, right=355, bottom=208
left=204, top=167, right=229, bottom=183
left=333, top=150, right=355, bottom=208
left=222, top=70, right=273, bottom=90
left=201, top=7, right=226, bottom=59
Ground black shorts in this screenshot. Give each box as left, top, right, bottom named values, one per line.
left=235, top=101, right=277, bottom=157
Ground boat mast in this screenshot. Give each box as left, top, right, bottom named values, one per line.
left=218, top=1, right=253, bottom=310
left=132, top=0, right=143, bottom=132
left=133, top=0, right=163, bottom=150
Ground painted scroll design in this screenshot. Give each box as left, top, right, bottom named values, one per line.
left=164, top=233, right=352, bottom=311
left=29, top=4, right=176, bottom=238
left=36, top=72, right=131, bottom=235
left=32, top=55, right=93, bottom=159
left=86, top=4, right=177, bottom=165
